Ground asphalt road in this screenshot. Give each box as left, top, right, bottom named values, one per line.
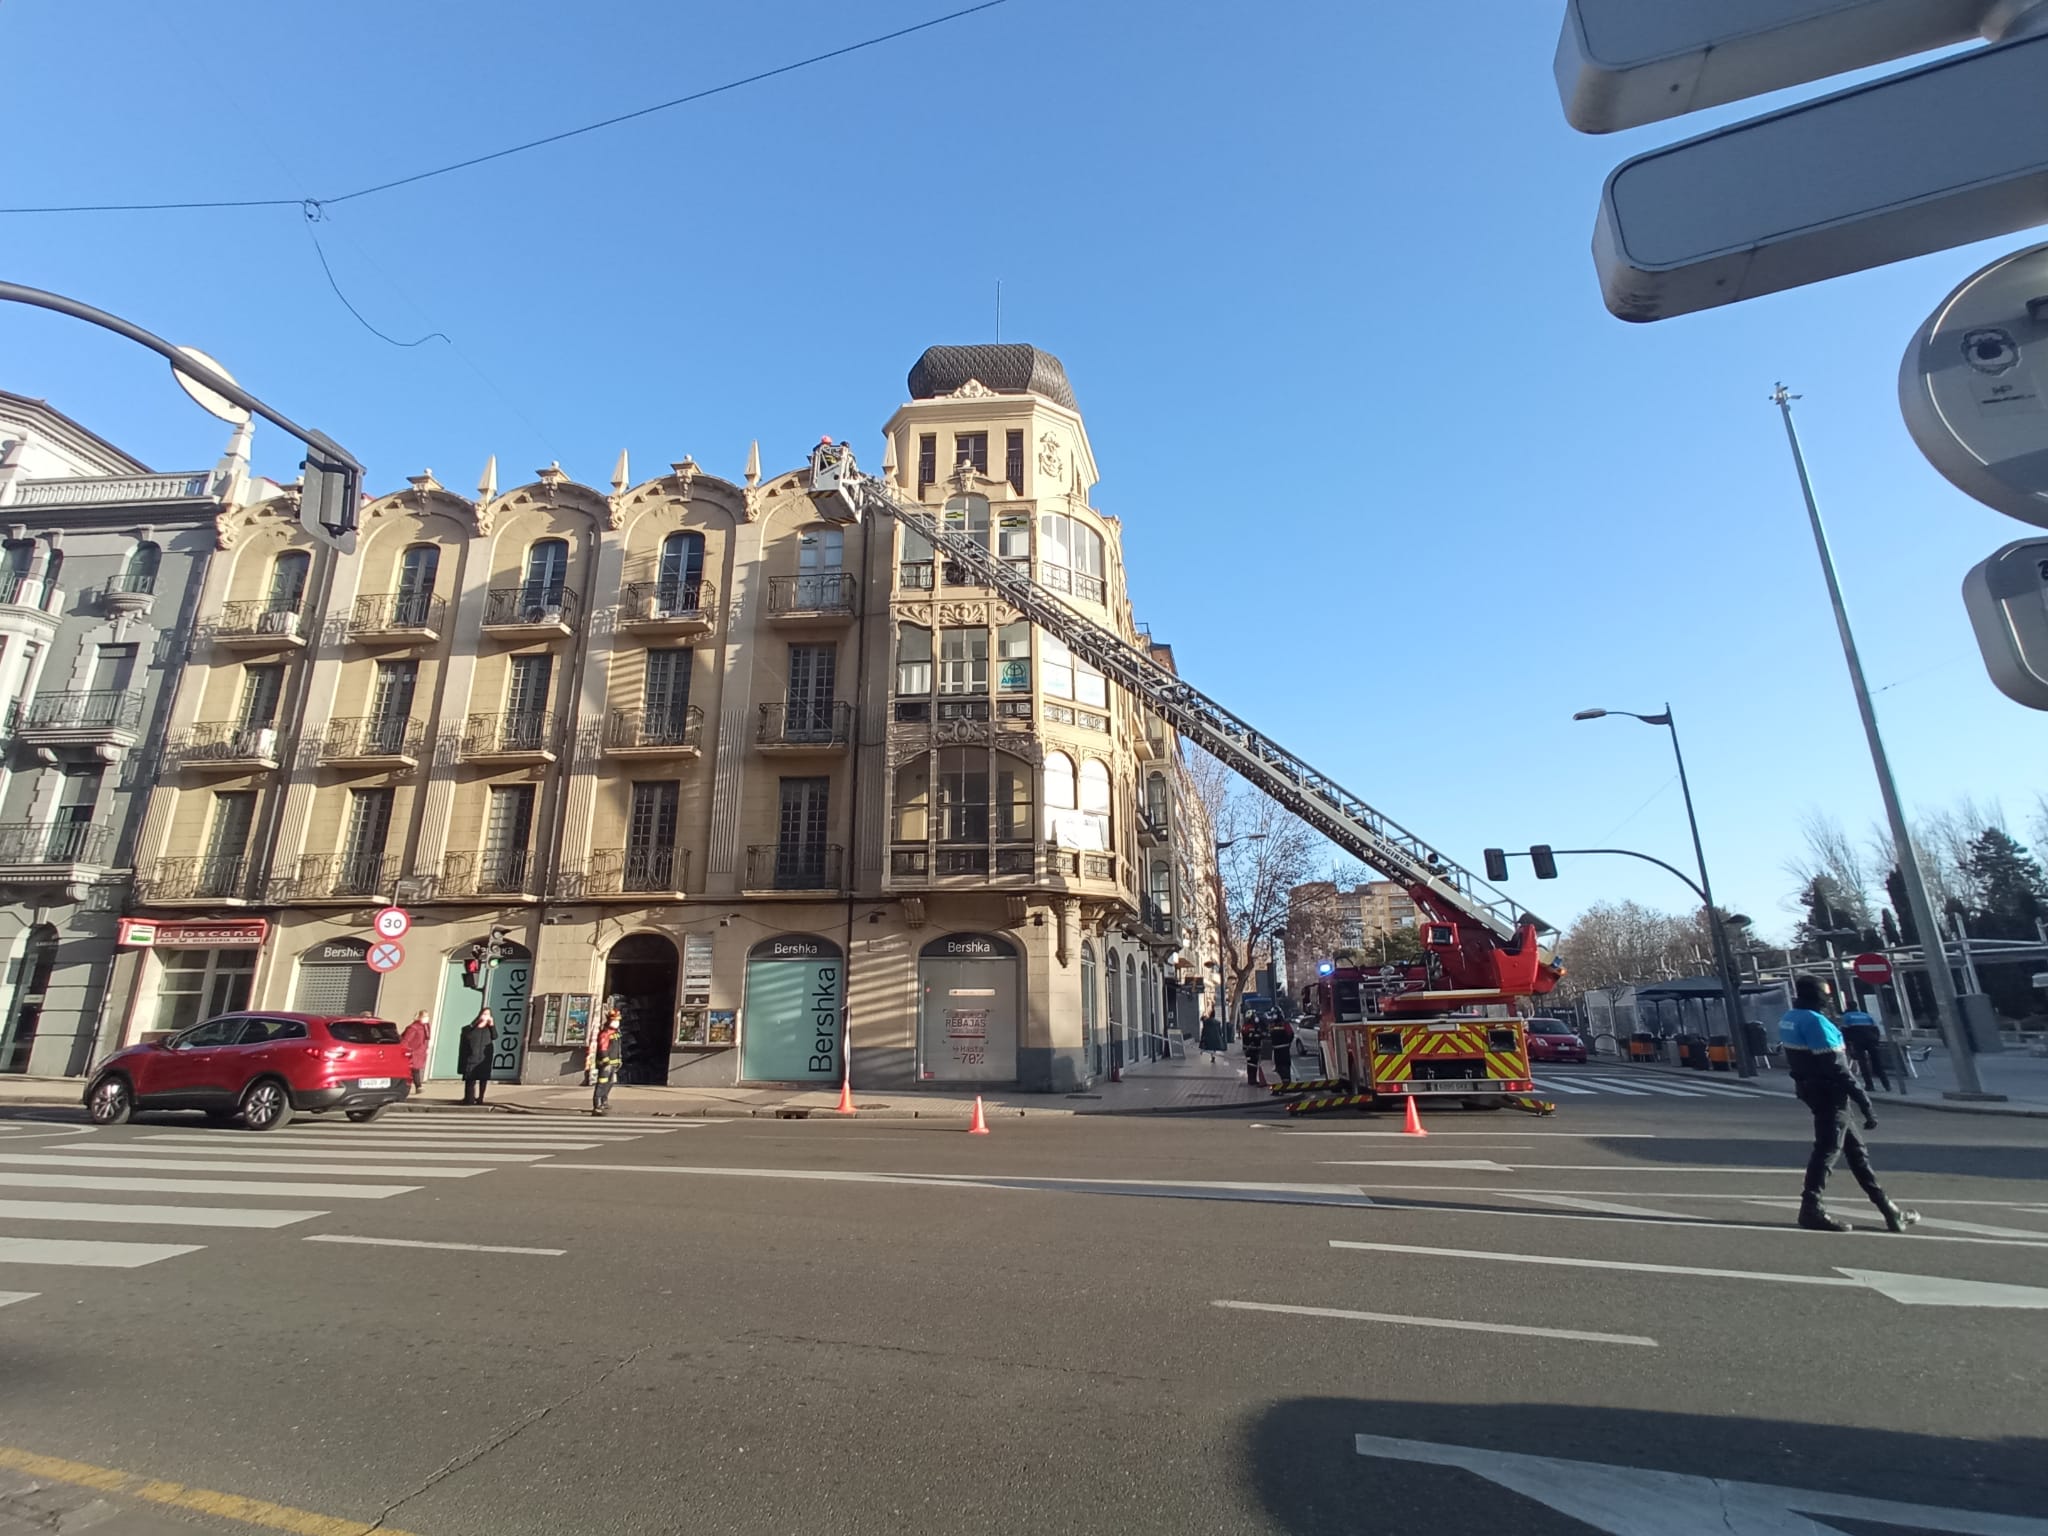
left=2, top=1073, right=2046, bottom=1536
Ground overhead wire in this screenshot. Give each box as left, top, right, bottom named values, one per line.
left=0, top=1, right=1012, bottom=217
left=301, top=208, right=450, bottom=349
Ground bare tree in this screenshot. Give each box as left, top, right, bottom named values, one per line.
left=1187, top=750, right=1329, bottom=1014
left=1555, top=900, right=1693, bottom=1002
left=2034, top=793, right=2048, bottom=860
left=1785, top=810, right=1875, bottom=926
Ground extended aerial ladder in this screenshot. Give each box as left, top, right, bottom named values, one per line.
left=806, top=440, right=1561, bottom=1013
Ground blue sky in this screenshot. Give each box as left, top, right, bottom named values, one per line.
left=3, top=1, right=2042, bottom=939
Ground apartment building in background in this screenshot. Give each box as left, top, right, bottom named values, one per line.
left=126, top=345, right=1221, bottom=1092
left=1283, top=876, right=1420, bottom=995
left=0, top=391, right=258, bottom=1074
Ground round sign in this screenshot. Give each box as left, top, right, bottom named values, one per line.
left=366, top=941, right=405, bottom=974
left=372, top=906, right=411, bottom=940
left=1852, top=952, right=1893, bottom=986
left=1899, top=242, right=2048, bottom=528
left=169, top=346, right=252, bottom=426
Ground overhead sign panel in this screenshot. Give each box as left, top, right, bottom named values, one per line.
left=1594, top=32, right=2048, bottom=321
left=1556, top=0, right=1991, bottom=132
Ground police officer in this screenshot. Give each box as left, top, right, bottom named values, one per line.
left=1838, top=1004, right=1892, bottom=1092
left=1778, top=975, right=1917, bottom=1233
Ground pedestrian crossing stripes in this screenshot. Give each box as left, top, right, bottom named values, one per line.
left=0, top=1111, right=688, bottom=1315
left=1530, top=1072, right=1775, bottom=1099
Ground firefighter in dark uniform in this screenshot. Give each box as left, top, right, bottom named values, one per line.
left=1778, top=975, right=1918, bottom=1233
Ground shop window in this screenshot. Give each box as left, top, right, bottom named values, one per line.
left=152, top=948, right=257, bottom=1036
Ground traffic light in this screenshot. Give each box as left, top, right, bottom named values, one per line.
left=1483, top=848, right=1510, bottom=882
left=1530, top=845, right=1559, bottom=880
left=298, top=434, right=362, bottom=555
left=461, top=945, right=485, bottom=992
left=486, top=925, right=512, bottom=968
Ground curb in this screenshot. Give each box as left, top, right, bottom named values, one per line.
left=1620, top=1066, right=2048, bottom=1121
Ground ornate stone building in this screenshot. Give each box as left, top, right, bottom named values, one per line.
left=124, top=345, right=1219, bottom=1091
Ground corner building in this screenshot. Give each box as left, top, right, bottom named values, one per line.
left=130, top=346, right=1217, bottom=1092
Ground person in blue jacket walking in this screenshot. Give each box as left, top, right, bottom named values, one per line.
left=1779, top=975, right=1918, bottom=1233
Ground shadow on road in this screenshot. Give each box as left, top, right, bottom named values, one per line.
left=1244, top=1398, right=2048, bottom=1535
left=1585, top=1134, right=2048, bottom=1182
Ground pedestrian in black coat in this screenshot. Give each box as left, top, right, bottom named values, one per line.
left=1199, top=1015, right=1224, bottom=1063
left=459, top=1011, right=497, bottom=1104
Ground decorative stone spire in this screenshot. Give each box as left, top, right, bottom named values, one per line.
left=212, top=419, right=254, bottom=506
left=477, top=455, right=498, bottom=503
left=881, top=433, right=898, bottom=481
left=744, top=439, right=761, bottom=490
left=612, top=450, right=630, bottom=496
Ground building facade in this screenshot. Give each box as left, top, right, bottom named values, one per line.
left=126, top=345, right=1218, bottom=1092
left=0, top=391, right=256, bottom=1075
left=1284, top=877, right=1420, bottom=993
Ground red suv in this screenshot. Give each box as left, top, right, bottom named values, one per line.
left=84, top=1013, right=414, bottom=1131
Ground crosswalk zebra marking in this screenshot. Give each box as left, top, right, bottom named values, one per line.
left=0, top=1200, right=323, bottom=1229
left=0, top=1235, right=202, bottom=1269
left=0, top=1153, right=488, bottom=1179
left=0, top=1291, right=36, bottom=1309
left=0, top=1172, right=418, bottom=1199
left=1528, top=1077, right=1597, bottom=1095
left=135, top=1141, right=549, bottom=1163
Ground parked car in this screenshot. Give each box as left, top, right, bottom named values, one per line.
left=1523, top=1017, right=1587, bottom=1064
left=83, top=1012, right=414, bottom=1131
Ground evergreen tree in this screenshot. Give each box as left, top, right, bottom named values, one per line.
left=1960, top=828, right=2048, bottom=939
left=1794, top=877, right=1864, bottom=957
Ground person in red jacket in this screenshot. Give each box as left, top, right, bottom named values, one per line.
left=398, top=1010, right=431, bottom=1094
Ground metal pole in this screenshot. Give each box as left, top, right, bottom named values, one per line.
left=1771, top=385, right=1993, bottom=1098
left=1660, top=705, right=1757, bottom=1076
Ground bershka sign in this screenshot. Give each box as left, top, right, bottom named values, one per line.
left=307, top=938, right=372, bottom=964
left=945, top=937, right=995, bottom=957
left=772, top=938, right=824, bottom=959
left=807, top=963, right=840, bottom=1076
left=118, top=918, right=269, bottom=949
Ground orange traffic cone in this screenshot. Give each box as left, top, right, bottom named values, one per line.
left=835, top=1075, right=854, bottom=1115
left=1401, top=1096, right=1427, bottom=1137
left=967, top=1095, right=991, bottom=1135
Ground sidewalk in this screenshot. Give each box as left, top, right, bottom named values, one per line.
left=0, top=1044, right=1270, bottom=1120
left=1626, top=1045, right=2048, bottom=1119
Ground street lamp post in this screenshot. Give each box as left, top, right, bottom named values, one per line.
left=1573, top=705, right=1756, bottom=1077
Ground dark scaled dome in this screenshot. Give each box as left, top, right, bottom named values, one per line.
left=906, top=345, right=1077, bottom=412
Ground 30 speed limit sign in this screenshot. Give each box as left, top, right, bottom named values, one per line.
left=373, top=906, right=411, bottom=940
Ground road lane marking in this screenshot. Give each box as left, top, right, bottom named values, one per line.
left=303, top=1234, right=564, bottom=1256
left=1318, top=1163, right=1797, bottom=1175
left=1741, top=1201, right=2048, bottom=1240
left=534, top=1164, right=1378, bottom=1205
left=0, top=1444, right=429, bottom=1536
left=1527, top=1077, right=1595, bottom=1094
left=0, top=1153, right=486, bottom=1178
left=1516, top=1193, right=1697, bottom=1218
left=0, top=1126, right=94, bottom=1140
left=0, top=1200, right=322, bottom=1228
left=1311, top=1184, right=2048, bottom=1207
left=0, top=1292, right=37, bottom=1308
left=0, top=1235, right=202, bottom=1268
left=1350, top=1197, right=2048, bottom=1247
left=0, top=1172, right=417, bottom=1199
left=1321, top=1160, right=1516, bottom=1170
left=126, top=1142, right=547, bottom=1163
left=250, top=1136, right=615, bottom=1149
left=1352, top=1434, right=2048, bottom=1535
left=1330, top=1240, right=1856, bottom=1286
left=1213, top=1299, right=1656, bottom=1346
left=1277, top=1131, right=1661, bottom=1138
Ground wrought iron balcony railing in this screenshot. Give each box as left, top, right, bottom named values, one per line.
left=763, top=572, right=856, bottom=616
left=462, top=710, right=556, bottom=757
left=617, top=578, right=716, bottom=627
left=438, top=848, right=536, bottom=898
left=604, top=705, right=704, bottom=753
left=481, top=585, right=580, bottom=629
left=756, top=701, right=853, bottom=749
left=210, top=599, right=306, bottom=642
left=0, top=574, right=55, bottom=612
left=556, top=846, right=692, bottom=897
left=349, top=590, right=445, bottom=636
left=0, top=821, right=112, bottom=866
left=22, top=689, right=146, bottom=734
left=289, top=851, right=400, bottom=900
left=746, top=843, right=844, bottom=891
left=168, top=721, right=282, bottom=767
left=321, top=716, right=425, bottom=762
left=889, top=844, right=1038, bottom=880
left=135, top=854, right=261, bottom=902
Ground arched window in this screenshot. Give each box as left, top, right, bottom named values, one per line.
left=894, top=755, right=929, bottom=842
left=1078, top=759, right=1111, bottom=850
left=522, top=539, right=568, bottom=605
left=1150, top=859, right=1172, bottom=911
left=123, top=541, right=160, bottom=595
left=1043, top=752, right=1075, bottom=843
left=269, top=551, right=310, bottom=612
left=396, top=544, right=438, bottom=625
left=658, top=531, right=705, bottom=606
left=1037, top=511, right=1106, bottom=603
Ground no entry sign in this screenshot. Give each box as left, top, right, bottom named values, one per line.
left=1852, top=952, right=1893, bottom=986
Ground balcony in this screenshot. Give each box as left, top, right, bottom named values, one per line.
left=347, top=591, right=444, bottom=644
left=0, top=573, right=59, bottom=621
left=481, top=584, right=579, bottom=639
left=757, top=701, right=852, bottom=754
left=432, top=849, right=538, bottom=901
left=18, top=689, right=147, bottom=757
left=889, top=844, right=1038, bottom=883
left=461, top=710, right=557, bottom=764
left=10, top=471, right=213, bottom=509
left=553, top=847, right=692, bottom=900
left=1141, top=896, right=1174, bottom=936
left=98, top=571, right=156, bottom=619
left=763, top=572, right=856, bottom=624
left=208, top=599, right=307, bottom=650
left=167, top=722, right=282, bottom=773
left=1041, top=564, right=1107, bottom=606
left=0, top=821, right=114, bottom=889
left=285, top=851, right=400, bottom=903
left=617, top=579, right=717, bottom=638
left=321, top=716, right=424, bottom=768
left=135, top=854, right=263, bottom=905
left=745, top=844, right=844, bottom=892
left=1138, top=806, right=1168, bottom=846
left=1043, top=847, right=1122, bottom=885
left=897, top=561, right=934, bottom=592
left=604, top=705, right=704, bottom=759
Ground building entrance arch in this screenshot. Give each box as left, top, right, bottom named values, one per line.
left=605, top=933, right=679, bottom=1085
left=740, top=935, right=842, bottom=1083
left=917, top=932, right=1019, bottom=1084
